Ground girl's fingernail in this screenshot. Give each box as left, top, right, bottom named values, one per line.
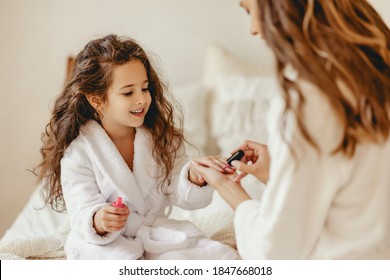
left=222, top=164, right=230, bottom=170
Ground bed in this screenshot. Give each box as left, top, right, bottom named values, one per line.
left=0, top=43, right=280, bottom=260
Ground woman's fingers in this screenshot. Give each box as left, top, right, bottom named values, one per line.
left=230, top=160, right=258, bottom=178
left=233, top=171, right=248, bottom=183
left=231, top=140, right=266, bottom=159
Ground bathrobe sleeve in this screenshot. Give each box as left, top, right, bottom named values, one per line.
left=61, top=145, right=121, bottom=245
left=168, top=146, right=215, bottom=210
left=234, top=80, right=348, bottom=259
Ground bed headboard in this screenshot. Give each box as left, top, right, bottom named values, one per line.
left=65, top=56, right=75, bottom=83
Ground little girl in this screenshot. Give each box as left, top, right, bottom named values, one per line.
left=34, top=34, right=237, bottom=260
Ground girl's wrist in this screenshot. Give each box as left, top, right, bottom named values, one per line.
left=188, top=168, right=205, bottom=186
left=93, top=212, right=107, bottom=236
left=215, top=180, right=251, bottom=210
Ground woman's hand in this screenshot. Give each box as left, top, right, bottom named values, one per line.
left=188, top=155, right=235, bottom=186
left=230, top=140, right=270, bottom=184
left=93, top=204, right=130, bottom=235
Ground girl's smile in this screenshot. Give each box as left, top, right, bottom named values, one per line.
left=129, top=108, right=146, bottom=117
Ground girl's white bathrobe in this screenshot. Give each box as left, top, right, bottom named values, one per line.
left=61, top=121, right=237, bottom=260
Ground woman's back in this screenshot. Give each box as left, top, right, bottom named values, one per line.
left=311, top=116, right=390, bottom=258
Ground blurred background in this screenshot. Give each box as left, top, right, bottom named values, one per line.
left=1, top=0, right=389, bottom=238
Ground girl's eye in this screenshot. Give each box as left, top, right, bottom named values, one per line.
left=142, top=88, right=149, bottom=92
left=123, top=92, right=132, bottom=96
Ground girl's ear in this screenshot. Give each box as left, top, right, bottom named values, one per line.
left=85, top=94, right=101, bottom=109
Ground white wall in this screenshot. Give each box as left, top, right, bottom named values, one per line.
left=0, top=0, right=389, bottom=238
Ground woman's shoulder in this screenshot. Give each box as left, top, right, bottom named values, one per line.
left=294, top=79, right=344, bottom=153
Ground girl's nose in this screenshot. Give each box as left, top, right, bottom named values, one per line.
left=135, top=90, right=146, bottom=104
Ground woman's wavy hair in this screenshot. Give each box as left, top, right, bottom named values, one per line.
left=258, top=0, right=390, bottom=156
left=34, top=34, right=185, bottom=212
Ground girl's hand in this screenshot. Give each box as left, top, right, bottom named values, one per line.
left=230, top=140, right=270, bottom=184
left=93, top=204, right=130, bottom=235
left=190, top=161, right=251, bottom=210
left=188, top=155, right=235, bottom=186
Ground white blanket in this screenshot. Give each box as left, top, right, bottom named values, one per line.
left=0, top=218, right=238, bottom=260
left=0, top=221, right=69, bottom=260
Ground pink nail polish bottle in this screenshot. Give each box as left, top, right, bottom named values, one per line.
left=112, top=197, right=124, bottom=208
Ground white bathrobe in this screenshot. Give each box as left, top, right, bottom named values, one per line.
left=234, top=80, right=390, bottom=259
left=61, top=121, right=237, bottom=260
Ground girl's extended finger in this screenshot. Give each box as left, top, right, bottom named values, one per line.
left=195, top=157, right=224, bottom=172
left=190, top=161, right=208, bottom=175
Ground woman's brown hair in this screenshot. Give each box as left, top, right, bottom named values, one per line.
left=258, top=0, right=390, bottom=156
left=34, top=34, right=185, bottom=212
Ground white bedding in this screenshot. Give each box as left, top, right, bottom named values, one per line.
left=0, top=186, right=69, bottom=259
left=1, top=187, right=68, bottom=244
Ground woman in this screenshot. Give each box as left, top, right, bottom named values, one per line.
left=192, top=0, right=390, bottom=259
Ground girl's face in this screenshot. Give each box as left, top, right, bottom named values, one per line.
left=100, top=60, right=152, bottom=134
left=239, top=0, right=263, bottom=37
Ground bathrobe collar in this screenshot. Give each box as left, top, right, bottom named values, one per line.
left=79, top=121, right=155, bottom=216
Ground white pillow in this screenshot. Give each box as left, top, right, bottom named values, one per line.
left=201, top=43, right=272, bottom=155
left=211, top=74, right=280, bottom=156
left=171, top=82, right=208, bottom=158
left=201, top=44, right=263, bottom=92
left=169, top=45, right=277, bottom=236
left=0, top=186, right=68, bottom=243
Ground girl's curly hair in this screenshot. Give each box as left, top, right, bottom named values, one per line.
left=34, top=34, right=186, bottom=212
